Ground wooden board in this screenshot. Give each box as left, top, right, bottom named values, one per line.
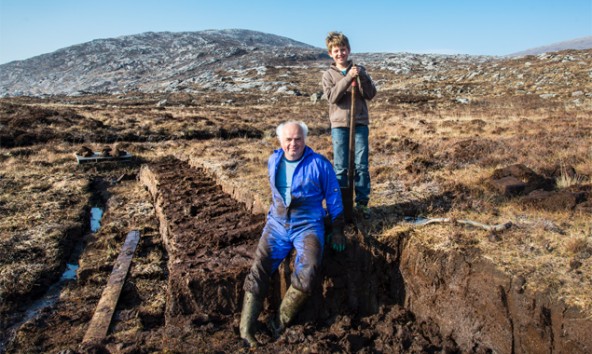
left=82, top=230, right=141, bottom=343
left=75, top=151, right=133, bottom=164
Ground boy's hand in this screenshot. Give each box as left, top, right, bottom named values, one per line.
left=357, top=65, right=366, bottom=76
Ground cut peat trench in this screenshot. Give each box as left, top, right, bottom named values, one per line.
left=139, top=158, right=456, bottom=353
left=143, top=156, right=592, bottom=353
left=139, top=158, right=267, bottom=352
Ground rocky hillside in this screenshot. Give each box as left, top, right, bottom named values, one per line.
left=364, top=50, right=592, bottom=107
left=0, top=29, right=502, bottom=98
left=0, top=29, right=325, bottom=97
left=1, top=29, right=591, bottom=104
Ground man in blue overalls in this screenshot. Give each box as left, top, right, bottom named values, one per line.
left=240, top=121, right=346, bottom=347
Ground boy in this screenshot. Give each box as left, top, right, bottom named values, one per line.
left=322, top=31, right=377, bottom=218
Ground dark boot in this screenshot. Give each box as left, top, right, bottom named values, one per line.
left=239, top=291, right=263, bottom=348
left=270, top=286, right=308, bottom=338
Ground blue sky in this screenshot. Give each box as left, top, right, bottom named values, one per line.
left=0, top=0, right=590, bottom=64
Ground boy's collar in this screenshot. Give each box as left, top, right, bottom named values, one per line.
left=332, top=60, right=352, bottom=70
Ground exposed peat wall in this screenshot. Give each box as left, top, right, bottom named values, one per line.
left=401, top=239, right=592, bottom=353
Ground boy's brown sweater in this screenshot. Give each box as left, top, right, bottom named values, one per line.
left=322, top=61, right=377, bottom=128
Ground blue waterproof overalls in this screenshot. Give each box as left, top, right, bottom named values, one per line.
left=243, top=146, right=344, bottom=296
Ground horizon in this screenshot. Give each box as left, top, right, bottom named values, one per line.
left=0, top=0, right=591, bottom=65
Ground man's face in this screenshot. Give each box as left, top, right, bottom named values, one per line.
left=329, top=45, right=350, bottom=68
left=280, top=123, right=305, bottom=161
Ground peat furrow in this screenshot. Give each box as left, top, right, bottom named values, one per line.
left=186, top=151, right=592, bottom=352
left=140, top=158, right=265, bottom=352
left=186, top=155, right=268, bottom=216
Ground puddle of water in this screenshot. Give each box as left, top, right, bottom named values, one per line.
left=90, top=206, right=103, bottom=232
left=59, top=263, right=79, bottom=281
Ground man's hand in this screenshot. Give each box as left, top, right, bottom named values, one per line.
left=330, top=228, right=346, bottom=252
left=328, top=214, right=346, bottom=252
left=327, top=214, right=347, bottom=252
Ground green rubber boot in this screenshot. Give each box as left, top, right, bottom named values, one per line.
left=239, top=291, right=263, bottom=348
left=270, top=286, right=309, bottom=338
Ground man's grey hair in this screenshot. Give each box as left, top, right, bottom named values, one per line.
left=276, top=121, right=309, bottom=142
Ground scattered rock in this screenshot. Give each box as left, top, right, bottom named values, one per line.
left=310, top=92, right=322, bottom=104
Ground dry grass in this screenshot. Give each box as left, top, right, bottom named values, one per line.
left=0, top=143, right=91, bottom=312
left=1, top=49, right=591, bottom=321
left=556, top=163, right=589, bottom=189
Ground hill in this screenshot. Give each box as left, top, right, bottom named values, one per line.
left=0, top=29, right=325, bottom=97
left=508, top=36, right=592, bottom=56
left=2, top=30, right=590, bottom=100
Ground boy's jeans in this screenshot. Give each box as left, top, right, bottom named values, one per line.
left=331, top=125, right=370, bottom=206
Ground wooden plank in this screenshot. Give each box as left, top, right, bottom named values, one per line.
left=82, top=230, right=141, bottom=343
left=75, top=152, right=133, bottom=164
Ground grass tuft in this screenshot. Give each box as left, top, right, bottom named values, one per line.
left=556, top=163, right=587, bottom=189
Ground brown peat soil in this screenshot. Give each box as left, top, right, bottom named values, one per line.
left=0, top=49, right=591, bottom=353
